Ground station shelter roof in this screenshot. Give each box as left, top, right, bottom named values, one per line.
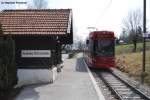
left=0, top=9, right=72, bottom=36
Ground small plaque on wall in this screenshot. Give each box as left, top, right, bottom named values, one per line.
left=21, top=50, right=51, bottom=58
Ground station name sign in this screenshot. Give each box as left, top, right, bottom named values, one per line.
left=21, top=50, right=51, bottom=58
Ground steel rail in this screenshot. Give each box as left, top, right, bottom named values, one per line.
left=111, top=71, right=150, bottom=100
left=98, top=72, right=123, bottom=100
left=92, top=69, right=150, bottom=100
left=83, top=59, right=150, bottom=100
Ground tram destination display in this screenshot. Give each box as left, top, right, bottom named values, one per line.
left=96, top=34, right=113, bottom=38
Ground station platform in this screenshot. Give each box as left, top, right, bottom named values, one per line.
left=15, top=54, right=105, bottom=100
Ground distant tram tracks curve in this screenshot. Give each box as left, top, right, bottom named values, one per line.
left=91, top=69, right=150, bottom=100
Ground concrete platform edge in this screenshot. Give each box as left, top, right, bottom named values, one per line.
left=83, top=59, right=105, bottom=100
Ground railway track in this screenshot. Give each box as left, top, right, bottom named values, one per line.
left=91, top=69, right=150, bottom=100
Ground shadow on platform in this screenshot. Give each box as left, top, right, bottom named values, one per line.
left=75, top=58, right=87, bottom=72
left=15, top=83, right=51, bottom=100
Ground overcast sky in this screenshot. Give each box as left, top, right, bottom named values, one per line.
left=0, top=0, right=150, bottom=40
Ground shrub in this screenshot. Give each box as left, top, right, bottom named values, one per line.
left=0, top=35, right=17, bottom=95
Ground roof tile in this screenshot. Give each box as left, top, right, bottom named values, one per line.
left=0, top=9, right=72, bottom=35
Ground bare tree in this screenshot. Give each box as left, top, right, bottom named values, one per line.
left=77, top=40, right=86, bottom=51
left=122, top=9, right=143, bottom=52
left=119, top=28, right=128, bottom=42
left=77, top=40, right=83, bottom=51
left=123, top=9, right=142, bottom=32
left=28, top=0, right=48, bottom=9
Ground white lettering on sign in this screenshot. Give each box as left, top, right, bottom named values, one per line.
left=21, top=50, right=51, bottom=58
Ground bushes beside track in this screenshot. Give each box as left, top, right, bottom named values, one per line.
left=0, top=35, right=17, bottom=96
left=115, top=42, right=150, bottom=85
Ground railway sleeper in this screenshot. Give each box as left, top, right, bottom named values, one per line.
left=119, top=91, right=135, bottom=95
left=115, top=88, right=131, bottom=91
left=92, top=70, right=150, bottom=100
left=122, top=96, right=142, bottom=99
left=111, top=86, right=127, bottom=88
left=121, top=94, right=141, bottom=97
left=107, top=82, right=122, bottom=84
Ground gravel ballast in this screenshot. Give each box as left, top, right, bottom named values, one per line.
left=110, top=68, right=150, bottom=97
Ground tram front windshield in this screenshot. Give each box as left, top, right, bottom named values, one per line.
left=95, top=40, right=114, bottom=57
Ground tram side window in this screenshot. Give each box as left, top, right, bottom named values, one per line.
left=88, top=39, right=93, bottom=53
